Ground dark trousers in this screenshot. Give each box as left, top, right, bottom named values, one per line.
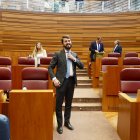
left=90, top=53, right=96, bottom=62
left=56, top=77, right=75, bottom=127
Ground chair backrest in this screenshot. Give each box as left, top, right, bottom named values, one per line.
left=125, top=52, right=138, bottom=57
left=101, top=57, right=118, bottom=72
left=40, top=57, right=52, bottom=65
left=0, top=57, right=11, bottom=66
left=123, top=57, right=140, bottom=66
left=0, top=114, right=10, bottom=140
left=120, top=68, right=140, bottom=93
left=47, top=53, right=54, bottom=57
left=108, top=53, right=121, bottom=57
left=22, top=67, right=49, bottom=89
left=0, top=67, right=11, bottom=91
left=18, top=57, right=35, bottom=65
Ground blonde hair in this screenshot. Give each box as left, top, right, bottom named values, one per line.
left=32, top=42, right=44, bottom=57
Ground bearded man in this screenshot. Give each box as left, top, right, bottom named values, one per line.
left=48, top=35, right=84, bottom=134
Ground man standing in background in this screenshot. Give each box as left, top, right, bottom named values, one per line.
left=89, top=37, right=104, bottom=62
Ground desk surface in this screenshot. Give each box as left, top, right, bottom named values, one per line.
left=119, top=92, right=137, bottom=102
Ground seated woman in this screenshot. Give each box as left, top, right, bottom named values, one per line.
left=32, top=42, right=47, bottom=57
left=31, top=42, right=47, bottom=67
left=113, top=40, right=122, bottom=54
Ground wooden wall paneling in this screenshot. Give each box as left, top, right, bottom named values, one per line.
left=0, top=10, right=140, bottom=68
left=0, top=11, right=3, bottom=50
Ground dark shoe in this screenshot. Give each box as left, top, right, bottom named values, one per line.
left=64, top=122, right=74, bottom=130
left=57, top=126, right=63, bottom=134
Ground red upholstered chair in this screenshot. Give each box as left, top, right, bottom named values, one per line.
left=101, top=57, right=118, bottom=72
left=47, top=53, right=54, bottom=57
left=0, top=67, right=12, bottom=92
left=120, top=68, right=140, bottom=94
left=125, top=52, right=138, bottom=57
left=40, top=57, right=52, bottom=65
left=108, top=53, right=121, bottom=57
left=22, top=67, right=49, bottom=89
left=18, top=57, right=35, bottom=65
left=0, top=57, right=11, bottom=68
left=123, top=57, right=140, bottom=66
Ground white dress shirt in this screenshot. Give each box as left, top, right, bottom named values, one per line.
left=65, top=50, right=73, bottom=77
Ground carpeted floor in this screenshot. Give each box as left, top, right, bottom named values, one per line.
left=53, top=111, right=120, bottom=140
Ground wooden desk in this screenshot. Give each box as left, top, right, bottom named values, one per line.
left=10, top=90, right=54, bottom=140
left=102, top=66, right=123, bottom=111
left=92, top=57, right=102, bottom=88
left=117, top=91, right=140, bottom=140
left=102, top=66, right=140, bottom=112
left=91, top=55, right=123, bottom=88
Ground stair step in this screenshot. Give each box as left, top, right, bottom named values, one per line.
left=77, top=73, right=89, bottom=76
left=65, top=68, right=102, bottom=111
left=63, top=103, right=102, bottom=111
left=77, top=76, right=90, bottom=80
left=76, top=70, right=88, bottom=73
left=76, top=67, right=87, bottom=70
left=73, top=97, right=102, bottom=103
left=77, top=76, right=92, bottom=83
left=77, top=80, right=91, bottom=84
left=77, top=83, right=92, bottom=88
left=72, top=102, right=102, bottom=111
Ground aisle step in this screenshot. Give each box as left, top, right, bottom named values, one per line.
left=72, top=102, right=102, bottom=111
left=76, top=83, right=92, bottom=88
left=72, top=97, right=101, bottom=103
left=67, top=68, right=102, bottom=111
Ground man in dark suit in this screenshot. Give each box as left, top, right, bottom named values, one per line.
left=48, top=35, right=84, bottom=134
left=89, top=37, right=104, bottom=62
left=113, top=40, right=122, bottom=54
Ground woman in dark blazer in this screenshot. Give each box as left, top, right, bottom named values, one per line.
left=113, top=40, right=122, bottom=54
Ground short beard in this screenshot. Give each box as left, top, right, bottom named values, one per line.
left=64, top=44, right=72, bottom=50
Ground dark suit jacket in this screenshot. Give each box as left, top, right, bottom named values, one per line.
left=48, top=49, right=84, bottom=85
left=113, top=45, right=122, bottom=54
left=89, top=41, right=104, bottom=61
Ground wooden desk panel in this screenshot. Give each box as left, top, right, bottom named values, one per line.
left=92, top=57, right=102, bottom=88
left=103, top=66, right=123, bottom=96
left=102, top=66, right=140, bottom=111
left=10, top=90, right=54, bottom=140
left=117, top=92, right=140, bottom=140
left=92, top=56, right=123, bottom=88
left=102, top=66, right=123, bottom=111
